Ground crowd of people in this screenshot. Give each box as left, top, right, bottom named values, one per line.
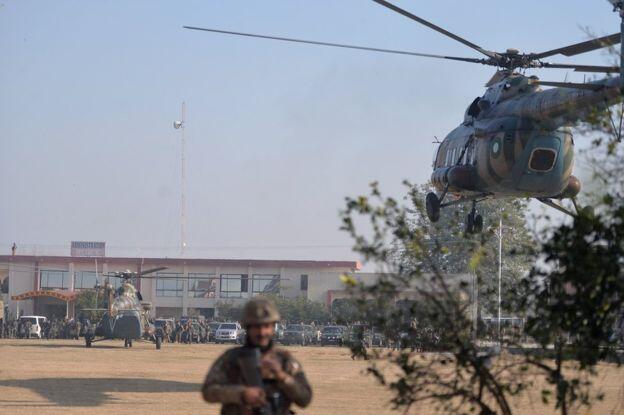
left=0, top=317, right=88, bottom=340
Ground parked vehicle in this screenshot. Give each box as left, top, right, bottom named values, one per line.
left=320, top=325, right=347, bottom=346
left=281, top=324, right=313, bottom=346
left=215, top=322, right=244, bottom=344
left=207, top=322, right=222, bottom=342
left=371, top=328, right=386, bottom=347
left=19, top=316, right=46, bottom=339
left=274, top=323, right=285, bottom=341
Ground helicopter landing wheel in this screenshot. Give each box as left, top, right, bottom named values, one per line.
left=465, top=203, right=483, bottom=234
left=465, top=212, right=474, bottom=234
left=155, top=336, right=162, bottom=350
left=473, top=214, right=483, bottom=233
left=124, top=338, right=128, bottom=348
left=128, top=339, right=133, bottom=348
left=425, top=192, right=441, bottom=222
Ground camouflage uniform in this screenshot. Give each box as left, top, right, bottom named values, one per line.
left=202, top=297, right=312, bottom=415
left=202, top=343, right=312, bottom=415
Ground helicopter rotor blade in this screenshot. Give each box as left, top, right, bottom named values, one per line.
left=535, top=81, right=606, bottom=91
left=141, top=267, right=168, bottom=276
left=540, top=63, right=619, bottom=73
left=371, top=0, right=498, bottom=59
left=533, top=33, right=620, bottom=59
left=183, top=26, right=485, bottom=64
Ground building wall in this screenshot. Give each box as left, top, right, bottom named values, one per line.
left=1, top=256, right=359, bottom=319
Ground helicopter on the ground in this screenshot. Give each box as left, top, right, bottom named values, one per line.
left=83, top=267, right=167, bottom=349
left=184, top=0, right=624, bottom=232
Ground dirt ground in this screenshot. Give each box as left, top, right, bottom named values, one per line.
left=0, top=339, right=622, bottom=415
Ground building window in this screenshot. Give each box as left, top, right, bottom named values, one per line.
left=188, top=273, right=217, bottom=298
left=220, top=274, right=246, bottom=298
left=40, top=270, right=70, bottom=290
left=300, top=274, right=308, bottom=291
left=156, top=273, right=183, bottom=297
left=74, top=271, right=98, bottom=290
left=252, top=274, right=280, bottom=295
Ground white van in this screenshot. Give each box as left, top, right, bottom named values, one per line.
left=19, top=316, right=47, bottom=339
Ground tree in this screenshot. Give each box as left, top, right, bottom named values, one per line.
left=74, top=289, right=103, bottom=320
left=409, top=184, right=534, bottom=319
left=216, top=301, right=242, bottom=322
left=341, top=171, right=623, bottom=415
left=267, top=295, right=330, bottom=324
left=340, top=183, right=526, bottom=415
left=216, top=296, right=330, bottom=324
left=331, top=298, right=361, bottom=324
left=516, top=105, right=624, bottom=414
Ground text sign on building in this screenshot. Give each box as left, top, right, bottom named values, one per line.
left=71, top=241, right=105, bottom=257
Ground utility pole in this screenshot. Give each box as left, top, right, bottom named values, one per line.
left=174, top=102, right=187, bottom=257
left=498, top=215, right=503, bottom=344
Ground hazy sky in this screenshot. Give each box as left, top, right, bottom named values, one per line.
left=0, top=1, right=617, bottom=262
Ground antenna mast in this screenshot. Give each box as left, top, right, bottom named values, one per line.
left=174, top=102, right=187, bottom=257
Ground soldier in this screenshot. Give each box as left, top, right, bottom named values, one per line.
left=175, top=320, right=182, bottom=343
left=202, top=297, right=312, bottom=415
left=24, top=319, right=32, bottom=339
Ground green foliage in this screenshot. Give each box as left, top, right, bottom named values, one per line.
left=330, top=298, right=361, bottom=324
left=516, top=168, right=624, bottom=413
left=266, top=295, right=330, bottom=324
left=75, top=290, right=97, bottom=311
left=74, top=290, right=104, bottom=320
left=217, top=296, right=330, bottom=324
left=410, top=183, right=534, bottom=318
left=216, top=301, right=242, bottom=322
left=524, top=208, right=624, bottom=365
left=340, top=171, right=623, bottom=415
left=340, top=182, right=523, bottom=415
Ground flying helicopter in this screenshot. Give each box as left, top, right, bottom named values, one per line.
left=83, top=267, right=167, bottom=349
left=184, top=0, right=624, bottom=233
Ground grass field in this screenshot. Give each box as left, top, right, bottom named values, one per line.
left=0, top=339, right=621, bottom=414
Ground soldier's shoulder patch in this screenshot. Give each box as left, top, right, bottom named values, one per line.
left=273, top=348, right=302, bottom=372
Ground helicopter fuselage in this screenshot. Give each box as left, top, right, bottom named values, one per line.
left=96, top=309, right=143, bottom=340
left=431, top=74, right=621, bottom=200
left=93, top=283, right=152, bottom=341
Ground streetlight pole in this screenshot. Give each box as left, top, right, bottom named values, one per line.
left=174, top=102, right=187, bottom=257
left=498, top=216, right=503, bottom=344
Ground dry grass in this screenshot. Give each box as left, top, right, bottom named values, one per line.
left=0, top=339, right=621, bottom=415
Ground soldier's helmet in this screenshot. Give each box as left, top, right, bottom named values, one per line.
left=241, top=297, right=280, bottom=327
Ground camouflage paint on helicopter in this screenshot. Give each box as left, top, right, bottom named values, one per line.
left=84, top=268, right=166, bottom=349
left=431, top=74, right=620, bottom=200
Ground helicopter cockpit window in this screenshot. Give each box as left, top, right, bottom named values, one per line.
left=466, top=97, right=481, bottom=118
left=529, top=148, right=557, bottom=172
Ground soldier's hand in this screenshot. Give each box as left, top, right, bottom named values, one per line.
left=261, top=357, right=287, bottom=382
left=242, top=386, right=266, bottom=407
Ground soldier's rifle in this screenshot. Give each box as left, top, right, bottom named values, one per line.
left=238, top=347, right=283, bottom=415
